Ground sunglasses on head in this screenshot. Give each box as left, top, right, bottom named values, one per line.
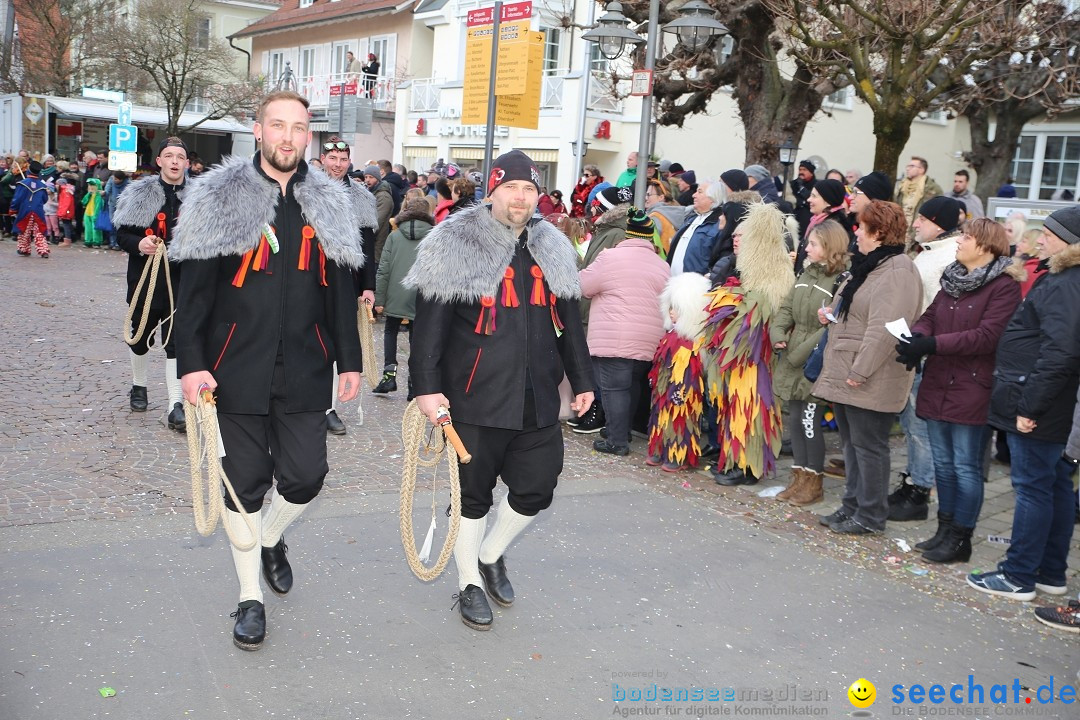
left=323, top=141, right=349, bottom=151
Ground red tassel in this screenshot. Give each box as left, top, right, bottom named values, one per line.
left=530, top=265, right=546, bottom=305
left=253, top=235, right=269, bottom=271
left=156, top=212, right=167, bottom=239
left=318, top=244, right=327, bottom=286
left=299, top=225, right=315, bottom=271
left=501, top=267, right=520, bottom=307
left=474, top=296, right=496, bottom=335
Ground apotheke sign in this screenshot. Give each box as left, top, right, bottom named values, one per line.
left=435, top=107, right=509, bottom=138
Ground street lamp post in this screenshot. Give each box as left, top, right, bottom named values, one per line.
left=582, top=1, right=727, bottom=209
left=778, top=137, right=799, bottom=202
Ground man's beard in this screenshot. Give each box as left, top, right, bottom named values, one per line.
left=265, top=145, right=301, bottom=173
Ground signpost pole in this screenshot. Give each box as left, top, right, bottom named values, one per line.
left=633, top=0, right=660, bottom=209
left=482, top=1, right=503, bottom=184
left=338, top=82, right=346, bottom=137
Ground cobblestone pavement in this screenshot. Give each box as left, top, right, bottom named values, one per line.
left=1, top=241, right=1078, bottom=620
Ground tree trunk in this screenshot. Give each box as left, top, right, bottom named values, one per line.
left=871, top=111, right=916, bottom=180
left=732, top=6, right=823, bottom=175
left=966, top=99, right=1042, bottom=203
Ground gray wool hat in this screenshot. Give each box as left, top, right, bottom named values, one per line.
left=744, top=164, right=771, bottom=184
left=362, top=165, right=381, bottom=178
left=1043, top=205, right=1080, bottom=244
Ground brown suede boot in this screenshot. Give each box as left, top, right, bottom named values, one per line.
left=776, top=467, right=805, bottom=501
left=788, top=469, right=824, bottom=506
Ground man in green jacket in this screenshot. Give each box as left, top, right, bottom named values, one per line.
left=615, top=151, right=638, bottom=188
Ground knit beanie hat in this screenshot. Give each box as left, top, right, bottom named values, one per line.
left=487, top=149, right=542, bottom=194
left=918, top=196, right=964, bottom=233
left=720, top=169, right=749, bottom=192
left=744, top=164, right=771, bottom=184
left=853, top=171, right=893, bottom=201
left=659, top=159, right=673, bottom=174
left=799, top=159, right=817, bottom=174
left=596, top=185, right=633, bottom=210
left=681, top=170, right=697, bottom=185
left=625, top=207, right=655, bottom=239
left=815, top=178, right=847, bottom=208
left=28, top=160, right=42, bottom=175
left=668, top=162, right=685, bottom=175
left=362, top=164, right=381, bottom=179
left=1043, top=205, right=1080, bottom=244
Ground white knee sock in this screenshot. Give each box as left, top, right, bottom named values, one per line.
left=327, top=362, right=339, bottom=413
left=224, top=509, right=263, bottom=604
left=261, top=490, right=307, bottom=547
left=454, top=515, right=487, bottom=591
left=479, top=494, right=535, bottom=564
left=130, top=349, right=148, bottom=387
left=164, top=358, right=182, bottom=406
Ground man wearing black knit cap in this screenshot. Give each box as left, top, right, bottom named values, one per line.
left=850, top=171, right=893, bottom=219
left=969, top=204, right=1080, bottom=602
left=720, top=169, right=749, bottom=194
left=405, top=149, right=594, bottom=631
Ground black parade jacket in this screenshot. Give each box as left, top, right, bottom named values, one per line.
left=405, top=204, right=593, bottom=430
left=172, top=154, right=364, bottom=415
left=113, top=176, right=185, bottom=309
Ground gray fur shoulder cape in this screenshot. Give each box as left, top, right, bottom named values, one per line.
left=403, top=204, right=580, bottom=303
left=171, top=154, right=364, bottom=268
left=112, top=176, right=182, bottom=228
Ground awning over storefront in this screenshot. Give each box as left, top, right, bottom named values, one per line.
left=46, top=97, right=252, bottom=134
left=403, top=145, right=437, bottom=158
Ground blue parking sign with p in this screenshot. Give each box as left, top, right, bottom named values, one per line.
left=109, top=124, right=137, bottom=153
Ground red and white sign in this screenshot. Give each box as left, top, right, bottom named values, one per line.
left=329, top=81, right=359, bottom=97
left=467, top=1, right=532, bottom=27
left=630, top=70, right=653, bottom=97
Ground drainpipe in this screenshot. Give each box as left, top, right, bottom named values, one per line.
left=229, top=35, right=252, bottom=77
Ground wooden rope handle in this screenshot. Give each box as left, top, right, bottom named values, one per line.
left=363, top=300, right=375, bottom=324
left=435, top=406, right=471, bottom=464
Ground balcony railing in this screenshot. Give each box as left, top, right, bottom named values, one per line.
left=273, top=73, right=396, bottom=112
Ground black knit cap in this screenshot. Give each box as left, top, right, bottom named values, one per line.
left=625, top=206, right=655, bottom=239
left=720, top=169, right=749, bottom=192
left=853, top=171, right=893, bottom=201
left=597, top=185, right=633, bottom=210
left=799, top=159, right=817, bottom=173
left=487, top=149, right=542, bottom=194
left=918, top=196, right=964, bottom=233
left=668, top=162, right=685, bottom=175
left=1044, top=205, right=1080, bottom=244
left=815, top=178, right=847, bottom=208
left=28, top=160, right=42, bottom=175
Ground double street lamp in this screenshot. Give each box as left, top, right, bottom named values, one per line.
left=582, top=0, right=728, bottom=208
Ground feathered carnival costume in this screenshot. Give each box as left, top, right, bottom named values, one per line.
left=701, top=202, right=795, bottom=479
left=647, top=272, right=711, bottom=468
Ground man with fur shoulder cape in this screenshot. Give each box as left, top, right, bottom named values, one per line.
left=112, top=136, right=189, bottom=430
left=171, top=91, right=365, bottom=651
left=404, top=149, right=595, bottom=631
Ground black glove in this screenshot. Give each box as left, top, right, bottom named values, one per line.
left=894, top=333, right=935, bottom=371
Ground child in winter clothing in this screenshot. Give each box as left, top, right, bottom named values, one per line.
left=647, top=272, right=711, bottom=472
left=44, top=181, right=59, bottom=244
left=57, top=179, right=75, bottom=246
left=82, top=178, right=103, bottom=247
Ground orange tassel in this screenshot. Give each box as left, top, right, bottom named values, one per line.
left=550, top=292, right=564, bottom=336
left=253, top=235, right=268, bottom=271
left=501, top=267, right=520, bottom=307
left=530, top=265, right=546, bottom=305
left=474, top=296, right=496, bottom=335
left=232, top=249, right=254, bottom=287
left=318, top=244, right=327, bottom=286
left=299, top=225, right=315, bottom=271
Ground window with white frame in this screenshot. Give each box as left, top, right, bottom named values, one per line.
left=268, top=51, right=285, bottom=85
left=331, top=42, right=353, bottom=77
left=1011, top=135, right=1037, bottom=199
left=185, top=85, right=207, bottom=113
left=299, top=47, right=317, bottom=79
left=195, top=17, right=211, bottom=50
left=823, top=86, right=854, bottom=110
left=367, top=35, right=395, bottom=76
left=542, top=27, right=562, bottom=74
left=1037, top=135, right=1080, bottom=200
left=299, top=0, right=314, bottom=7
left=589, top=44, right=610, bottom=74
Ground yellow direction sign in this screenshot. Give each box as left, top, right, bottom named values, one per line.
left=462, top=20, right=532, bottom=124
left=495, top=32, right=544, bottom=130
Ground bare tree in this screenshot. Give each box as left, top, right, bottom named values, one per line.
left=949, top=4, right=1080, bottom=199
left=95, top=0, right=261, bottom=135
left=765, top=0, right=1037, bottom=177
left=2, top=0, right=105, bottom=94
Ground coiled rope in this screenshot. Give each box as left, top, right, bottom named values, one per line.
left=357, top=302, right=378, bottom=390
left=123, top=240, right=174, bottom=347
left=399, top=401, right=461, bottom=581
left=184, top=387, right=258, bottom=550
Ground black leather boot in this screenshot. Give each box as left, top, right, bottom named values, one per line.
left=325, top=409, right=346, bottom=435
left=922, top=525, right=973, bottom=564
left=478, top=556, right=514, bottom=607
left=454, top=584, right=493, bottom=630
left=167, top=402, right=186, bottom=432
left=261, top=538, right=293, bottom=595
left=887, top=474, right=931, bottom=521
left=129, top=385, right=148, bottom=412
left=372, top=367, right=397, bottom=395
left=712, top=466, right=758, bottom=486
left=915, top=513, right=954, bottom=552
left=231, top=600, right=266, bottom=650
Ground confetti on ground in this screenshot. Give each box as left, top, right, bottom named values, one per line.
left=905, top=565, right=929, bottom=576
left=895, top=539, right=911, bottom=553
left=99, top=687, right=116, bottom=698
left=757, top=486, right=785, bottom=498
left=884, top=555, right=902, bottom=565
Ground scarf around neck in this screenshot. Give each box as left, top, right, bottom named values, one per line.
left=837, top=244, right=904, bottom=320
left=939, top=255, right=1012, bottom=298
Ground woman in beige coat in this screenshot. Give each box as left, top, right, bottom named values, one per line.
left=812, top=201, right=923, bottom=534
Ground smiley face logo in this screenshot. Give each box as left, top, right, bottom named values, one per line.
left=848, top=678, right=876, bottom=708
